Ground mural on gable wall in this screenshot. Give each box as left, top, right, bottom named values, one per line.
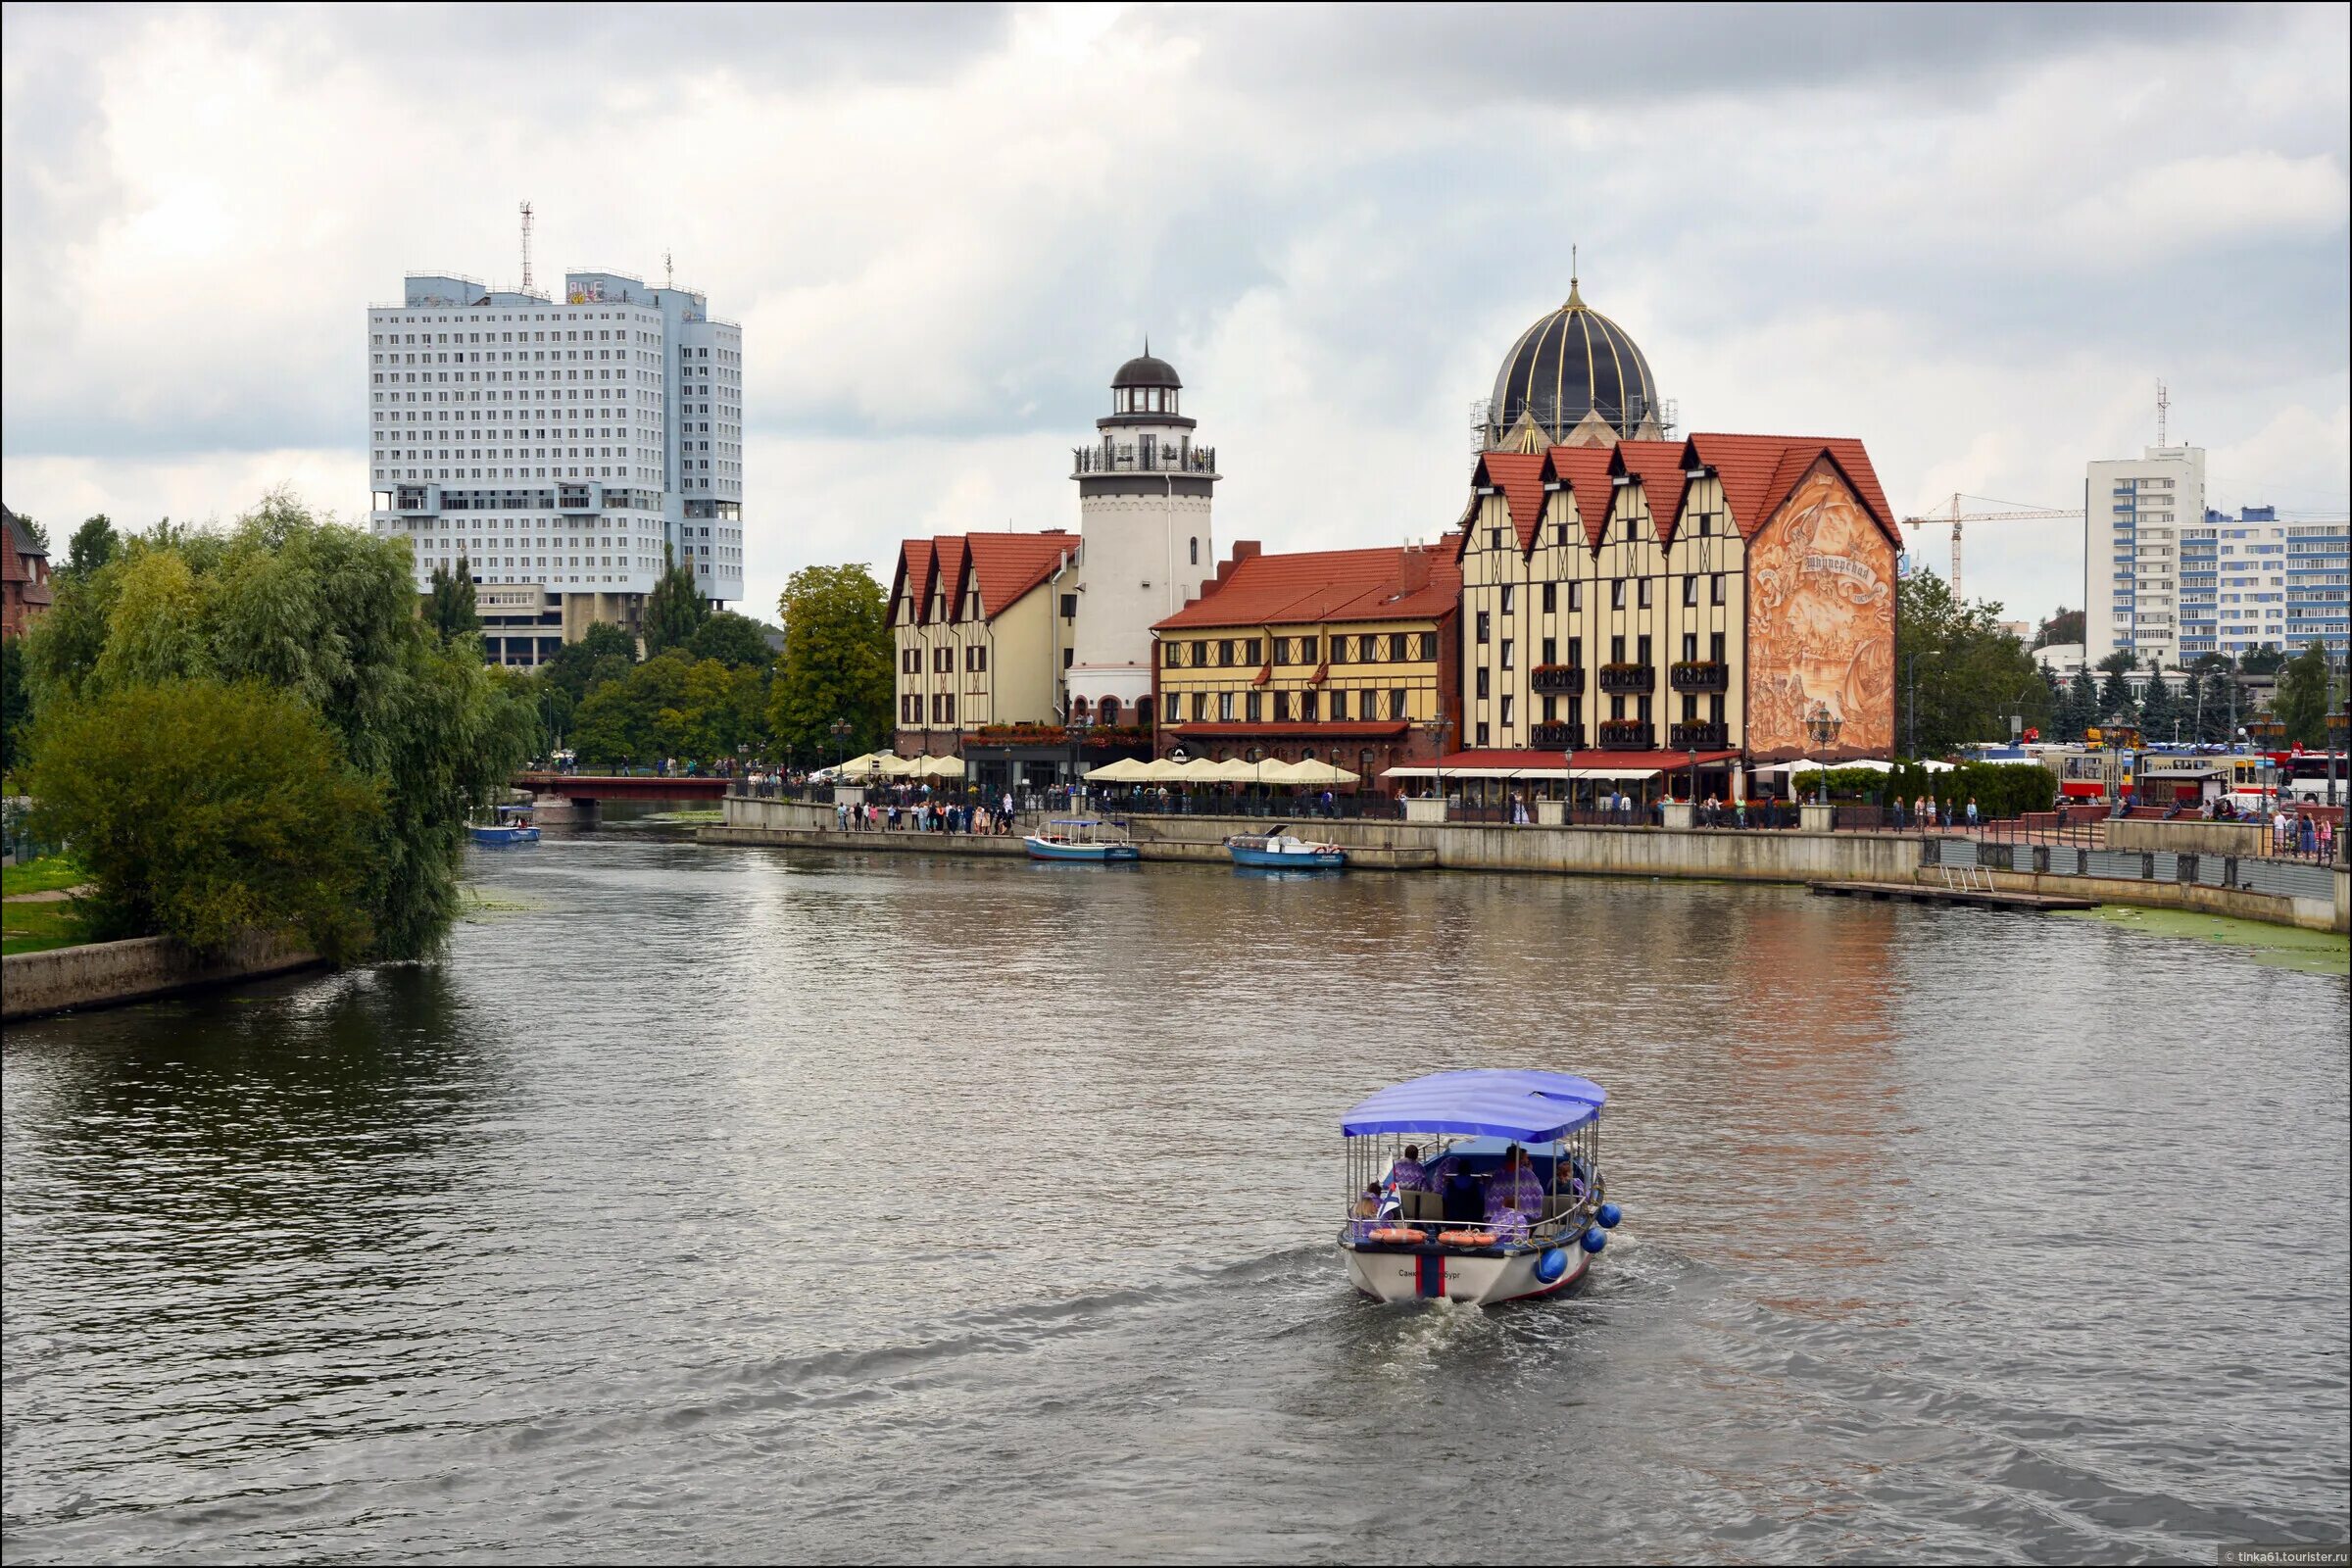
left=1745, top=460, right=1896, bottom=759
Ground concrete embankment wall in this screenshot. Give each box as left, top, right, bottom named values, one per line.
left=2103, top=818, right=2273, bottom=858
left=2, top=932, right=322, bottom=1021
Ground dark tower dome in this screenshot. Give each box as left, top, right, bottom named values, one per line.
left=1487, top=278, right=1660, bottom=448
left=1111, top=347, right=1182, bottom=390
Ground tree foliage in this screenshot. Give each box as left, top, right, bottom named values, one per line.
left=687, top=610, right=774, bottom=670
left=23, top=680, right=383, bottom=961
left=641, top=547, right=711, bottom=657
left=2273, top=640, right=2336, bottom=747
left=1893, top=571, right=2052, bottom=756
left=14, top=492, right=533, bottom=959
left=2032, top=607, right=2083, bottom=649
left=767, top=564, right=891, bottom=758
left=427, top=560, right=480, bottom=643
left=61, top=514, right=119, bottom=581
left=1, top=639, right=25, bottom=777
left=570, top=649, right=765, bottom=766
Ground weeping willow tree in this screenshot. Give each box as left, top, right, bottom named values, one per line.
left=20, top=490, right=538, bottom=960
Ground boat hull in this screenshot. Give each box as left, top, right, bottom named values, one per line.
left=1023, top=838, right=1140, bottom=863
left=469, top=825, right=540, bottom=846
left=1342, top=1242, right=1591, bottom=1305
left=1229, top=846, right=1346, bottom=869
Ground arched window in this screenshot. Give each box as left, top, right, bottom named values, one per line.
left=1189, top=537, right=1200, bottom=565
left=1071, top=695, right=1091, bottom=721
left=1099, top=695, right=1121, bottom=725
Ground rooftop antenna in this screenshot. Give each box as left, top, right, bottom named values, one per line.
left=2156, top=377, right=2170, bottom=446
left=664, top=248, right=673, bottom=289
left=519, top=201, right=534, bottom=292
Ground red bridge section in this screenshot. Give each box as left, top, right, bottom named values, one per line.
left=514, top=772, right=730, bottom=801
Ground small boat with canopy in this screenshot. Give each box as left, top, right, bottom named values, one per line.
left=1023, top=818, right=1141, bottom=863
left=1337, top=1069, right=1621, bottom=1304
left=468, top=804, right=540, bottom=846
left=1225, top=832, right=1347, bottom=870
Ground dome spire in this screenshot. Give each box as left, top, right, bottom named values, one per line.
left=1566, top=243, right=1583, bottom=309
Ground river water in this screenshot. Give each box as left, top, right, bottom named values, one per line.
left=4, top=835, right=2347, bottom=1563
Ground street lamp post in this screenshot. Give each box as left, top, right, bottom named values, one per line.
left=1418, top=715, right=1454, bottom=813
left=829, top=718, right=850, bottom=774
left=1804, top=703, right=1843, bottom=807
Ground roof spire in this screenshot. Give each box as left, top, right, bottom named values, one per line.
left=1566, top=243, right=1583, bottom=310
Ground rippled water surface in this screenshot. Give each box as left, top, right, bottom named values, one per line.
left=5, top=835, right=2348, bottom=1563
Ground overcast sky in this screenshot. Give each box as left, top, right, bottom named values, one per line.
left=4, top=2, right=2347, bottom=626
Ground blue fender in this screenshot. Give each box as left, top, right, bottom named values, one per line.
left=1580, top=1227, right=1607, bottom=1254
left=1534, top=1248, right=1569, bottom=1284
left=1597, top=1201, right=1622, bottom=1230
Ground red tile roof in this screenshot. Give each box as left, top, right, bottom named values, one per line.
left=892, top=531, right=1075, bottom=623
left=1610, top=440, right=1690, bottom=545
left=964, top=532, right=1076, bottom=618
left=1474, top=452, right=1549, bottom=553
left=1682, top=433, right=1898, bottom=544
left=1153, top=544, right=1461, bottom=631
left=1538, top=445, right=1619, bottom=550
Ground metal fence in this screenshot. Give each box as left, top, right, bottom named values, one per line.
left=1924, top=836, right=2341, bottom=899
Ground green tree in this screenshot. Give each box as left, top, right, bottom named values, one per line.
left=22, top=679, right=382, bottom=961
left=61, top=514, right=119, bottom=581
left=2032, top=607, right=2083, bottom=649
left=2273, top=640, right=2333, bottom=747
left=16, top=490, right=531, bottom=960
left=0, top=639, right=26, bottom=777
left=427, top=560, right=480, bottom=643
left=2059, top=668, right=2097, bottom=743
left=2138, top=670, right=2180, bottom=744
left=767, top=564, right=892, bottom=759
left=687, top=610, right=774, bottom=669
left=536, top=619, right=639, bottom=706
left=2188, top=656, right=2237, bottom=744
left=1893, top=571, right=2053, bottom=755
left=14, top=514, right=47, bottom=552
left=2095, top=649, right=2138, bottom=727
left=2237, top=644, right=2286, bottom=676
left=641, top=547, right=710, bottom=656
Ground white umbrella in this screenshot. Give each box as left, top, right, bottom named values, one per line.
left=917, top=755, right=964, bottom=778
left=1085, top=757, right=1152, bottom=782
left=1172, top=758, right=1224, bottom=783
left=1284, top=760, right=1362, bottom=786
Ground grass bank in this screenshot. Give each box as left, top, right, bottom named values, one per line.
left=2054, top=905, right=2350, bottom=977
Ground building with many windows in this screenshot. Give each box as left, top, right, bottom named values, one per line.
left=1150, top=542, right=1462, bottom=780
left=3, top=506, right=52, bottom=638
left=2083, top=445, right=2205, bottom=668
left=889, top=530, right=1080, bottom=757
left=366, top=265, right=744, bottom=666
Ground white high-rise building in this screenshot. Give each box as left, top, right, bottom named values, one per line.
left=367, top=268, right=744, bottom=665
left=1066, top=349, right=1218, bottom=717
left=2084, top=444, right=2204, bottom=670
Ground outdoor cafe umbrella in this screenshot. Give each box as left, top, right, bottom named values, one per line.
left=916, top=755, right=965, bottom=778
left=1172, top=758, right=1224, bottom=783
left=1085, top=757, right=1152, bottom=783
left=1282, top=760, right=1361, bottom=786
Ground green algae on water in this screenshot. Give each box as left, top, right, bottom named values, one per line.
left=2053, top=905, right=2350, bottom=976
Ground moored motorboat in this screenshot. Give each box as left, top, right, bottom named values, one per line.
left=1226, top=832, right=1347, bottom=870
left=1336, top=1069, right=1620, bottom=1305
left=469, top=805, right=540, bottom=846
left=1023, top=818, right=1141, bottom=863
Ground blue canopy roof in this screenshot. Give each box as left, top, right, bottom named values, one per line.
left=1340, top=1070, right=1607, bottom=1142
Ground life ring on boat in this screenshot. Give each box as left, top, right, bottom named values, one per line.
left=1534, top=1248, right=1569, bottom=1284
left=1366, top=1227, right=1420, bottom=1244
left=1438, top=1230, right=1497, bottom=1248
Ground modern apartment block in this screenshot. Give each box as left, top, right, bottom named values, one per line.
left=2190, top=505, right=2349, bottom=664
left=367, top=268, right=744, bottom=665
left=2083, top=446, right=2205, bottom=668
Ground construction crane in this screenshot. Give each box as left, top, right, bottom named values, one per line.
left=1899, top=493, right=2082, bottom=599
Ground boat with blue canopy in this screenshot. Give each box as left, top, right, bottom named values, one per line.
left=1023, top=818, right=1140, bottom=863
left=1337, top=1068, right=1620, bottom=1304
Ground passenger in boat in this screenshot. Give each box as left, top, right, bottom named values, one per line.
left=1486, top=1145, right=1545, bottom=1221
left=1382, top=1144, right=1430, bottom=1195
left=1488, top=1197, right=1533, bottom=1247
left=1347, top=1183, right=1385, bottom=1242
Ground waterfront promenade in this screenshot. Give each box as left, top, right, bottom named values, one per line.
left=705, top=793, right=2352, bottom=933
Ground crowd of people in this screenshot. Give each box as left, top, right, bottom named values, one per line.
left=1347, top=1143, right=1583, bottom=1249
left=831, top=789, right=1021, bottom=837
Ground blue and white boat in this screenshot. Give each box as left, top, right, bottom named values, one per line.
left=1023, top=818, right=1140, bottom=863
left=469, top=805, right=540, bottom=846
left=1226, top=832, right=1347, bottom=870
left=1337, top=1069, right=1620, bottom=1305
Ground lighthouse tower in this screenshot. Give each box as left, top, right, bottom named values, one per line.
left=1067, top=348, right=1218, bottom=726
